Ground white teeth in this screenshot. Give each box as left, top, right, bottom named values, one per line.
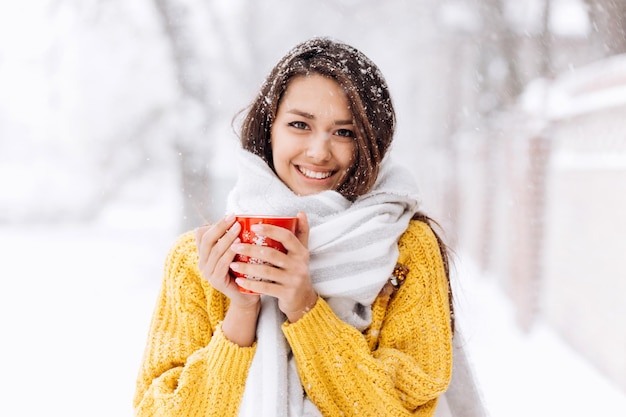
left=298, top=166, right=333, bottom=179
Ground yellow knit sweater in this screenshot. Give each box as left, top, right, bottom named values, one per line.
left=134, top=220, right=453, bottom=417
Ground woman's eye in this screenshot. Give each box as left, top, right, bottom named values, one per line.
left=288, top=121, right=308, bottom=130
left=335, top=129, right=355, bottom=138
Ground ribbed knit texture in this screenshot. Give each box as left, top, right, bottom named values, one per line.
left=134, top=220, right=453, bottom=417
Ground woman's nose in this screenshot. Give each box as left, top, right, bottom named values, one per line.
left=305, top=132, right=332, bottom=161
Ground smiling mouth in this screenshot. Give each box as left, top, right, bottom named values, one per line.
left=297, top=166, right=334, bottom=180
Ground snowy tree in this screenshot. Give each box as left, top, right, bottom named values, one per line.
left=152, top=0, right=215, bottom=231
left=584, top=0, right=626, bottom=56
left=151, top=0, right=256, bottom=230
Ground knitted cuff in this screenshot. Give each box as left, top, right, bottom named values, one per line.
left=282, top=298, right=363, bottom=355
left=204, top=323, right=257, bottom=380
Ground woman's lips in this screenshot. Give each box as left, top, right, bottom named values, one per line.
left=297, top=165, right=334, bottom=180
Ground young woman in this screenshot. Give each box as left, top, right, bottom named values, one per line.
left=134, top=37, right=454, bottom=417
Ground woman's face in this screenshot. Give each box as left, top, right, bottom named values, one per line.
left=270, top=74, right=356, bottom=196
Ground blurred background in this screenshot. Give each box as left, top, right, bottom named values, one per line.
left=1, top=0, right=625, bottom=416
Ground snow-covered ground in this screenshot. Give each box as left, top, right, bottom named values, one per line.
left=1, top=204, right=624, bottom=416
left=0, top=202, right=178, bottom=417
left=452, top=256, right=626, bottom=417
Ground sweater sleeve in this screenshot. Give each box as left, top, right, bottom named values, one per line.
left=282, top=221, right=453, bottom=417
left=133, top=232, right=256, bottom=417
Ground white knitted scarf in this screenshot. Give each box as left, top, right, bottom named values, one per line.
left=226, top=149, right=420, bottom=417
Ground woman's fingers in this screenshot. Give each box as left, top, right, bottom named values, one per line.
left=196, top=215, right=234, bottom=260
left=247, top=224, right=307, bottom=256
left=230, top=257, right=286, bottom=282
left=233, top=262, right=317, bottom=323
left=295, top=211, right=309, bottom=249
left=196, top=214, right=240, bottom=278
left=231, top=240, right=287, bottom=267
left=229, top=242, right=309, bottom=294
left=211, top=221, right=241, bottom=266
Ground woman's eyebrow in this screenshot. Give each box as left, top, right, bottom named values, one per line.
left=287, top=109, right=353, bottom=125
left=287, top=109, right=315, bottom=119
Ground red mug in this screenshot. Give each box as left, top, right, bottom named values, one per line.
left=231, top=215, right=298, bottom=293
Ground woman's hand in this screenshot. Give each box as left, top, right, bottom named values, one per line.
left=196, top=215, right=260, bottom=306
left=230, top=211, right=318, bottom=322
left=196, top=215, right=260, bottom=346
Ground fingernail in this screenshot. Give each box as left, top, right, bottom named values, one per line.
left=230, top=262, right=239, bottom=271
left=225, top=213, right=236, bottom=223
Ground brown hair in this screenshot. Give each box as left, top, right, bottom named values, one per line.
left=239, top=37, right=396, bottom=200
left=412, top=212, right=455, bottom=333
